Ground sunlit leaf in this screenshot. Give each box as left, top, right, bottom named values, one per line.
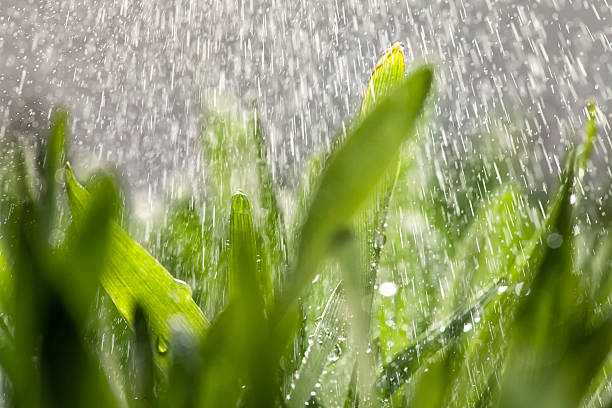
left=65, top=164, right=207, bottom=368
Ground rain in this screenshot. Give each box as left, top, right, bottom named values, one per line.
left=0, top=0, right=611, bottom=407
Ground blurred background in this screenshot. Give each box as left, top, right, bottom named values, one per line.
left=0, top=0, right=610, bottom=210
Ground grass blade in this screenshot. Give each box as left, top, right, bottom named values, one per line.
left=287, top=282, right=344, bottom=408
left=360, top=43, right=406, bottom=117
left=132, top=305, right=155, bottom=408
left=228, top=191, right=267, bottom=307
left=251, top=107, right=288, bottom=291
left=375, top=279, right=502, bottom=397
left=277, top=65, right=433, bottom=321
left=40, top=109, right=68, bottom=236
left=199, top=192, right=277, bottom=406
left=65, top=164, right=207, bottom=368
left=356, top=42, right=406, bottom=317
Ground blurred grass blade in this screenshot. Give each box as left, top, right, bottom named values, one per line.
left=2, top=149, right=120, bottom=407
left=288, top=282, right=344, bottom=408
left=41, top=109, right=68, bottom=235
left=447, top=151, right=578, bottom=407
left=290, top=150, right=326, bottom=252
left=65, top=164, right=207, bottom=367
left=497, top=105, right=607, bottom=408
left=198, top=192, right=276, bottom=406
left=0, top=242, right=13, bottom=317
left=577, top=100, right=597, bottom=181
left=356, top=43, right=406, bottom=320
left=376, top=279, right=502, bottom=397
left=251, top=107, right=288, bottom=289
left=438, top=185, right=532, bottom=319
left=498, top=151, right=579, bottom=407
left=165, top=325, right=202, bottom=408
left=133, top=305, right=155, bottom=407
left=278, top=65, right=433, bottom=320
left=229, top=191, right=267, bottom=308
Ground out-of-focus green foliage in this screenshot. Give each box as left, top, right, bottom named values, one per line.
left=0, top=44, right=609, bottom=408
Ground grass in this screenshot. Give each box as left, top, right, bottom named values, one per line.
left=0, top=43, right=610, bottom=408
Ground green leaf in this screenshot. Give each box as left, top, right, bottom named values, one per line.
left=198, top=192, right=277, bottom=407
left=228, top=191, right=267, bottom=308
left=446, top=155, right=577, bottom=407
left=251, top=107, right=288, bottom=290
left=360, top=43, right=406, bottom=117
left=355, top=42, right=406, bottom=317
left=41, top=109, right=68, bottom=236
left=375, top=279, right=502, bottom=397
left=439, top=185, right=533, bottom=318
left=287, top=282, right=344, bottom=408
left=64, top=164, right=207, bottom=367
left=132, top=305, right=155, bottom=408
left=277, top=65, right=433, bottom=321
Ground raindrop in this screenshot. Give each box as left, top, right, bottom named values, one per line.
left=156, top=336, right=169, bottom=355
left=379, top=282, right=397, bottom=297
left=546, top=232, right=563, bottom=249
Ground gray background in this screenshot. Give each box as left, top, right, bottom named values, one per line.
left=1, top=0, right=610, bottom=201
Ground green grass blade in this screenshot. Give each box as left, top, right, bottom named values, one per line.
left=360, top=43, right=406, bottom=117
left=356, top=42, right=406, bottom=320
left=577, top=101, right=597, bottom=181
left=41, top=109, right=68, bottom=236
left=65, top=164, right=207, bottom=367
left=375, top=279, right=502, bottom=397
left=0, top=242, right=13, bottom=317
left=132, top=305, right=155, bottom=408
left=289, top=150, right=326, bottom=254
left=251, top=107, right=288, bottom=289
left=496, top=104, right=608, bottom=408
left=198, top=192, right=277, bottom=406
left=287, top=282, right=344, bottom=408
left=277, top=65, right=433, bottom=321
left=438, top=185, right=532, bottom=319
left=446, top=153, right=577, bottom=407
left=228, top=191, right=267, bottom=308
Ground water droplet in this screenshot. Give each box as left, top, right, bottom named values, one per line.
left=546, top=232, right=563, bottom=249
left=156, top=336, right=169, bottom=355
left=379, top=282, right=397, bottom=297
left=497, top=285, right=508, bottom=294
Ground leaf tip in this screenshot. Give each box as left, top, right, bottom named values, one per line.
left=231, top=191, right=252, bottom=214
